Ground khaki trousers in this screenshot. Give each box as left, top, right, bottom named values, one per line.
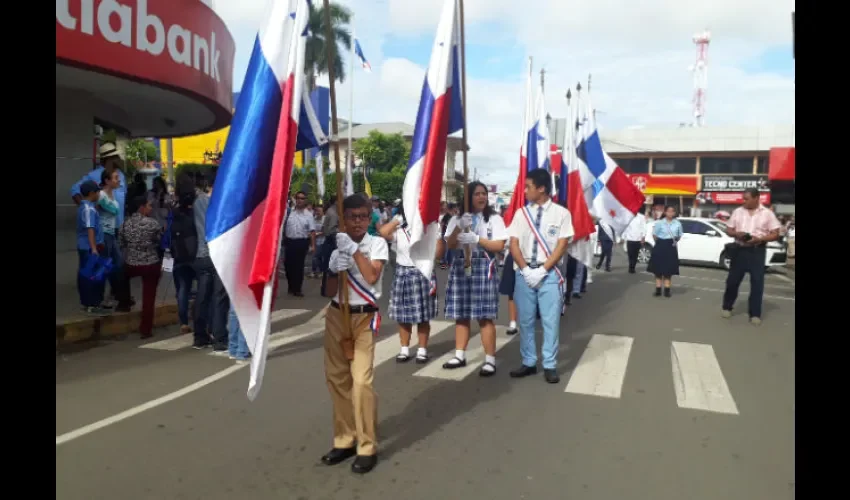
left=324, top=305, right=378, bottom=456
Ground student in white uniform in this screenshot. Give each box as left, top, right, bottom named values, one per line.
left=379, top=205, right=444, bottom=364
left=443, top=181, right=509, bottom=377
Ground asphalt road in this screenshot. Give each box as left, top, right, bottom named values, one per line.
left=56, top=255, right=795, bottom=500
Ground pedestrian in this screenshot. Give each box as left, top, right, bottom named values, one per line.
left=282, top=191, right=316, bottom=297
left=623, top=211, right=648, bottom=273
left=227, top=304, right=251, bottom=363
left=507, top=169, right=574, bottom=384
left=192, top=174, right=229, bottom=351
left=98, top=168, right=130, bottom=312
left=170, top=179, right=198, bottom=334
left=380, top=205, right=442, bottom=363
left=721, top=188, right=782, bottom=325
left=319, top=195, right=339, bottom=296
left=310, top=206, right=326, bottom=279
left=120, top=195, right=163, bottom=339
left=647, top=205, right=682, bottom=297
left=442, top=181, right=509, bottom=377
left=321, top=194, right=388, bottom=474
left=498, top=253, right=519, bottom=335
left=595, top=220, right=614, bottom=271
left=76, top=180, right=109, bottom=315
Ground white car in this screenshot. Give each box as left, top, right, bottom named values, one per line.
left=622, top=217, right=787, bottom=269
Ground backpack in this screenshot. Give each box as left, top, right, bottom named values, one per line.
left=170, top=208, right=198, bottom=263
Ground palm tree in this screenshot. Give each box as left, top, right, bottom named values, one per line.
left=305, top=2, right=352, bottom=90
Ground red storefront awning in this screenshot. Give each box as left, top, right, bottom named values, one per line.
left=768, top=147, right=795, bottom=181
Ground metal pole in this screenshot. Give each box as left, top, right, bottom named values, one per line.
left=166, top=138, right=174, bottom=189
left=348, top=22, right=356, bottom=191
left=459, top=0, right=472, bottom=277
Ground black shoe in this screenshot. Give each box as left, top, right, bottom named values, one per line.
left=653, top=287, right=661, bottom=297
left=664, top=288, right=672, bottom=298
left=442, top=357, right=467, bottom=369
left=192, top=340, right=212, bottom=349
left=595, top=264, right=602, bottom=270
left=321, top=447, right=357, bottom=466
left=628, top=268, right=636, bottom=274
left=543, top=369, right=560, bottom=384
left=509, top=365, right=537, bottom=378
left=292, top=292, right=305, bottom=298
left=506, top=327, right=518, bottom=335
left=351, top=455, right=377, bottom=474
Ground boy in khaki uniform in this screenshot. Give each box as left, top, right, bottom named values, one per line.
left=322, top=194, right=388, bottom=474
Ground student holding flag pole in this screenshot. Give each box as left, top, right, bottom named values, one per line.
left=317, top=0, right=382, bottom=475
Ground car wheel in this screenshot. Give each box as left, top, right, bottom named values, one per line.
left=720, top=252, right=731, bottom=270
left=638, top=245, right=652, bottom=264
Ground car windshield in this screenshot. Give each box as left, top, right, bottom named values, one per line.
left=710, top=221, right=728, bottom=232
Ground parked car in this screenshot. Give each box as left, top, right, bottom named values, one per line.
left=622, top=217, right=786, bottom=269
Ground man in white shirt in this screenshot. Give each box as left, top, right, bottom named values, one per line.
left=507, top=169, right=574, bottom=384
left=622, top=212, right=648, bottom=274
left=322, top=194, right=388, bottom=474
left=283, top=191, right=317, bottom=297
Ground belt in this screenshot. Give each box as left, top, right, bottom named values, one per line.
left=526, top=262, right=543, bottom=269
left=330, top=301, right=379, bottom=314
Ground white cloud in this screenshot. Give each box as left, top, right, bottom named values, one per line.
left=213, top=0, right=795, bottom=191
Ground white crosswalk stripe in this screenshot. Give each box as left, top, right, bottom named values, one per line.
left=670, top=341, right=739, bottom=415
left=564, top=334, right=634, bottom=399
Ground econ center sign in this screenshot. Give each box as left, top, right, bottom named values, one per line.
left=56, top=0, right=235, bottom=116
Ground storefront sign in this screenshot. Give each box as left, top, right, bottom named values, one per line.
left=627, top=174, right=698, bottom=195
left=698, top=192, right=771, bottom=205
left=56, top=0, right=235, bottom=114
left=700, top=175, right=769, bottom=192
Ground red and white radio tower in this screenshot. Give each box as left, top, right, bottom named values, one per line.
left=691, top=30, right=710, bottom=127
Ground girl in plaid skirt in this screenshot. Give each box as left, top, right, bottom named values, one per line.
left=443, top=182, right=509, bottom=377
left=380, top=207, right=444, bottom=364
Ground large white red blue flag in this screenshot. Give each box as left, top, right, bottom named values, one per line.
left=206, top=0, right=311, bottom=401
left=562, top=100, right=596, bottom=266
left=402, top=0, right=464, bottom=280
left=576, top=93, right=644, bottom=239
left=503, top=59, right=534, bottom=227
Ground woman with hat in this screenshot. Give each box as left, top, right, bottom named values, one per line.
left=442, top=181, right=509, bottom=377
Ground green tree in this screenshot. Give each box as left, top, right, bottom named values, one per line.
left=305, top=2, right=352, bottom=89
left=353, top=130, right=410, bottom=173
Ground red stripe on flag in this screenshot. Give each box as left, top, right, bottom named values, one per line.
left=503, top=153, right=527, bottom=227
left=248, top=75, right=298, bottom=308
left=605, top=167, right=646, bottom=215
left=419, top=92, right=453, bottom=228
left=567, top=170, right=595, bottom=241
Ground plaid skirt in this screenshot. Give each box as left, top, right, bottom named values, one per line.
left=388, top=265, right=438, bottom=324
left=444, top=253, right=500, bottom=320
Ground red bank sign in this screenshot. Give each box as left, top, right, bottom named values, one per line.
left=56, top=0, right=235, bottom=112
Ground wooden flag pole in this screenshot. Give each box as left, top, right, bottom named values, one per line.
left=322, top=0, right=351, bottom=335
left=458, top=0, right=472, bottom=277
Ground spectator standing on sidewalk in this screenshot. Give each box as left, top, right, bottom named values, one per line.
left=170, top=178, right=198, bottom=334
left=98, top=168, right=130, bottom=311
left=721, top=188, right=782, bottom=325
left=76, top=181, right=109, bottom=315
left=120, top=195, right=163, bottom=339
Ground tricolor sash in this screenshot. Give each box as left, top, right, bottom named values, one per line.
left=346, top=270, right=381, bottom=336
left=521, top=206, right=565, bottom=287
left=429, top=272, right=437, bottom=296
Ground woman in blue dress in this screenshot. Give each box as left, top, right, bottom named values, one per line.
left=443, top=182, right=509, bottom=377
left=647, top=205, right=682, bottom=297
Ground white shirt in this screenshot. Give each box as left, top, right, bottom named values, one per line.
left=344, top=234, right=389, bottom=306
left=445, top=213, right=509, bottom=248
left=285, top=208, right=316, bottom=239
left=622, top=213, right=647, bottom=241
left=392, top=225, right=416, bottom=268
left=508, top=199, right=574, bottom=270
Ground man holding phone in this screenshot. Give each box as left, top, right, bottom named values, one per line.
left=721, top=188, right=782, bottom=325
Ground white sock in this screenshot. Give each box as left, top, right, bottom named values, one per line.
left=455, top=349, right=466, bottom=360
left=509, top=320, right=517, bottom=329
left=417, top=347, right=427, bottom=357
left=400, top=346, right=410, bottom=356
left=482, top=355, right=496, bottom=372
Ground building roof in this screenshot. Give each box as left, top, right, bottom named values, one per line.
left=549, top=121, right=795, bottom=154
left=337, top=121, right=467, bottom=149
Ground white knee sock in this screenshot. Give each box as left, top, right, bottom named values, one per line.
left=400, top=346, right=409, bottom=356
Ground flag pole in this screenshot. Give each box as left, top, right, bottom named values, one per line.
left=349, top=23, right=356, bottom=193
left=322, top=0, right=351, bottom=334
left=458, top=0, right=472, bottom=277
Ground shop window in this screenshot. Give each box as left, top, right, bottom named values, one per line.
left=699, top=157, right=755, bottom=174
left=652, top=157, right=696, bottom=175
left=756, top=155, right=769, bottom=174
left=614, top=157, right=650, bottom=174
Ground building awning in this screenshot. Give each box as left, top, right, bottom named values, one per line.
left=628, top=174, right=699, bottom=196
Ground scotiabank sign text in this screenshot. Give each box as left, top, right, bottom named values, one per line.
left=700, top=175, right=769, bottom=192
left=56, top=0, right=234, bottom=113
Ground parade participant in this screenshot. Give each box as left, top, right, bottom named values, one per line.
left=508, top=169, right=574, bottom=384
left=499, top=254, right=519, bottom=334
left=443, top=181, right=508, bottom=377
left=379, top=205, right=443, bottom=364
left=647, top=205, right=682, bottom=297
left=721, top=188, right=781, bottom=325
left=623, top=211, right=648, bottom=274
left=321, top=194, right=388, bottom=474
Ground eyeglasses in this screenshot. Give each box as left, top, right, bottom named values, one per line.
left=344, top=213, right=370, bottom=221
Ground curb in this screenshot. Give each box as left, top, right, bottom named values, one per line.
left=55, top=301, right=189, bottom=347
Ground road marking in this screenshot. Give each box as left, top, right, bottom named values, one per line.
left=412, top=326, right=515, bottom=381
left=640, top=282, right=795, bottom=301
left=671, top=341, right=739, bottom=415
left=773, top=273, right=794, bottom=284
left=140, top=309, right=311, bottom=351
left=642, top=272, right=793, bottom=290
left=56, top=320, right=326, bottom=447
left=564, top=334, right=634, bottom=399
left=372, top=321, right=454, bottom=366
